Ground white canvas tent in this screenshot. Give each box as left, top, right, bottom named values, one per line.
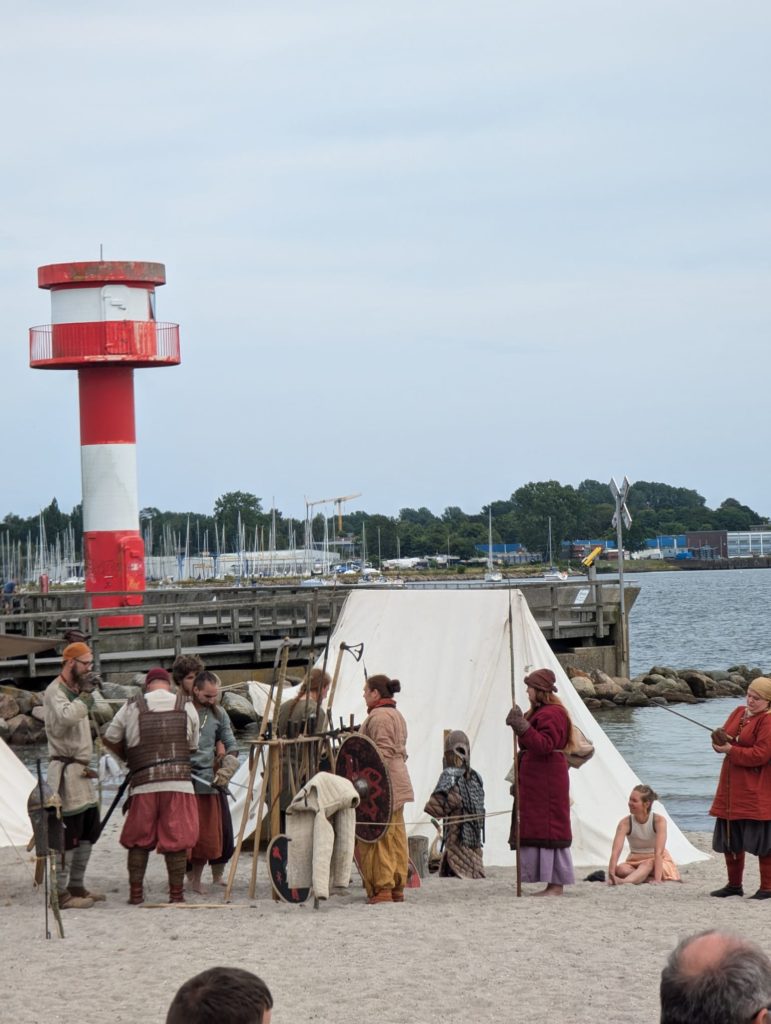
left=0, top=738, right=36, bottom=848
left=230, top=588, right=708, bottom=868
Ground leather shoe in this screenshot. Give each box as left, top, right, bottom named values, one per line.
left=710, top=884, right=743, bottom=898
left=57, top=891, right=94, bottom=910
left=748, top=889, right=771, bottom=900
left=367, top=890, right=393, bottom=905
left=68, top=886, right=106, bottom=902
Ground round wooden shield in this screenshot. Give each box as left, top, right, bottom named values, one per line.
left=267, top=835, right=311, bottom=904
left=335, top=733, right=393, bottom=843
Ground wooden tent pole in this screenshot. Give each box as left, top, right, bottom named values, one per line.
left=508, top=589, right=522, bottom=898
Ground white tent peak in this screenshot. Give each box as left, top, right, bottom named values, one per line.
left=319, top=588, right=708, bottom=868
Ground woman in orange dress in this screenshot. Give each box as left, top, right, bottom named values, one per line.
left=357, top=674, right=414, bottom=905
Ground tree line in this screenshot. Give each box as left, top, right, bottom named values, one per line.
left=2, top=482, right=765, bottom=565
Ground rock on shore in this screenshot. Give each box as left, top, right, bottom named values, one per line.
left=566, top=664, right=761, bottom=712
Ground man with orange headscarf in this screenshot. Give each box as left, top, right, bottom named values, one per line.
left=43, top=641, right=103, bottom=909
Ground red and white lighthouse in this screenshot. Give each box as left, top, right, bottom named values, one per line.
left=29, top=261, right=180, bottom=626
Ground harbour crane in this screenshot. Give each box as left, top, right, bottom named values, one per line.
left=304, top=492, right=362, bottom=531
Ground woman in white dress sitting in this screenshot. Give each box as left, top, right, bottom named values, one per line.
left=607, top=785, right=681, bottom=885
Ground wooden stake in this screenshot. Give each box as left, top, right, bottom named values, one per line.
left=247, top=744, right=271, bottom=900
left=507, top=589, right=522, bottom=898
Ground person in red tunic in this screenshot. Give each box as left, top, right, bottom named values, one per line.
left=506, top=667, right=574, bottom=896
left=709, top=675, right=771, bottom=900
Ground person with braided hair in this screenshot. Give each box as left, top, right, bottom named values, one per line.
left=506, top=667, right=575, bottom=896
left=357, top=673, right=414, bottom=904
left=277, top=668, right=331, bottom=739
left=424, top=730, right=485, bottom=878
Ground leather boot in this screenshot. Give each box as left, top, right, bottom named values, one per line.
left=127, top=848, right=149, bottom=905
left=165, top=850, right=188, bottom=903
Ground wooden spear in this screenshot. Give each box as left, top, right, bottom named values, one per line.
left=507, top=589, right=522, bottom=898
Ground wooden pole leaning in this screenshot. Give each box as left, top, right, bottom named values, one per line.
left=225, top=637, right=291, bottom=902
left=247, top=742, right=271, bottom=899
left=316, top=642, right=346, bottom=771
left=507, top=590, right=522, bottom=898
left=246, top=639, right=292, bottom=899
left=224, top=746, right=260, bottom=902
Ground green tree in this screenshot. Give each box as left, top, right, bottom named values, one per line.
left=510, top=481, right=586, bottom=557
left=213, top=492, right=263, bottom=546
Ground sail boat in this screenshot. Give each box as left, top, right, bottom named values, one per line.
left=484, top=507, right=502, bottom=582
left=543, top=517, right=567, bottom=580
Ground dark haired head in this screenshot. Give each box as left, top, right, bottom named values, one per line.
left=171, top=654, right=204, bottom=684
left=166, top=966, right=273, bottom=1024
left=366, top=674, right=401, bottom=699
left=193, top=670, right=221, bottom=691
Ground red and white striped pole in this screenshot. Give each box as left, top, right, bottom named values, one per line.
left=30, top=261, right=180, bottom=626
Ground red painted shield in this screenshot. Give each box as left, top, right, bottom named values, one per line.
left=334, top=733, right=393, bottom=843
left=267, top=834, right=311, bottom=904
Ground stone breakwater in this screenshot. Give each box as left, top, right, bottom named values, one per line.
left=0, top=677, right=264, bottom=747
left=566, top=664, right=762, bottom=711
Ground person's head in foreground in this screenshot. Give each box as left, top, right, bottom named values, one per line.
left=166, top=967, right=273, bottom=1024
left=660, top=929, right=771, bottom=1024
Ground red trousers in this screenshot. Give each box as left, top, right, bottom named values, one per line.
left=120, top=791, right=199, bottom=855
left=191, top=793, right=223, bottom=862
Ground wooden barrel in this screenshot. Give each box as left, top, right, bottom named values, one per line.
left=408, top=834, right=429, bottom=879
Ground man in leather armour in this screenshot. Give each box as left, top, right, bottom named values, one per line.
left=103, top=667, right=200, bottom=904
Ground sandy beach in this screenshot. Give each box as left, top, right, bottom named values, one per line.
left=1, top=824, right=769, bottom=1024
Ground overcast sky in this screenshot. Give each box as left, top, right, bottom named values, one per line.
left=3, top=2, right=770, bottom=525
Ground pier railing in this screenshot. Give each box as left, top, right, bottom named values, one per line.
left=0, top=580, right=633, bottom=681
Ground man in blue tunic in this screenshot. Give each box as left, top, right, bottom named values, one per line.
left=188, top=670, right=240, bottom=893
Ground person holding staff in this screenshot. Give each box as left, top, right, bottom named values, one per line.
left=506, top=667, right=574, bottom=896
left=607, top=785, right=681, bottom=885
left=709, top=676, right=771, bottom=899
left=357, top=674, right=414, bottom=904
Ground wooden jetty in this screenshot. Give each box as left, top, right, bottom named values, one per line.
left=0, top=579, right=637, bottom=685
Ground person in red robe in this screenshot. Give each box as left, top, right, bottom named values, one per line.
left=507, top=667, right=574, bottom=896
left=709, top=675, right=771, bottom=900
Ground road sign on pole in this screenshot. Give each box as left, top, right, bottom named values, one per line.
left=609, top=476, right=632, bottom=678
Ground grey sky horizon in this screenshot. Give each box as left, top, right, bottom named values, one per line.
left=3, top=3, right=770, bottom=525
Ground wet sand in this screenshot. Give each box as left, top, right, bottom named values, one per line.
left=1, top=827, right=769, bottom=1024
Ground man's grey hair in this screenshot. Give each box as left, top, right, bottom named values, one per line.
left=660, top=929, right=771, bottom=1024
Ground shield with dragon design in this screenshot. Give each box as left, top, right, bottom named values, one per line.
left=334, top=733, right=393, bottom=843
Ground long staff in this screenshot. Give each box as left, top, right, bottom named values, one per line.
left=507, top=590, right=522, bottom=898
left=35, top=760, right=51, bottom=940
left=249, top=639, right=292, bottom=898
left=649, top=698, right=716, bottom=733
left=314, top=642, right=346, bottom=772
left=225, top=638, right=290, bottom=902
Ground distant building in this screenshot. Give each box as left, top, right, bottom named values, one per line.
left=726, top=530, right=771, bottom=558
left=473, top=543, right=533, bottom=565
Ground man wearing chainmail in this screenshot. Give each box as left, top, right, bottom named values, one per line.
left=424, top=730, right=486, bottom=878
left=43, top=641, right=104, bottom=909
left=103, top=667, right=200, bottom=904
